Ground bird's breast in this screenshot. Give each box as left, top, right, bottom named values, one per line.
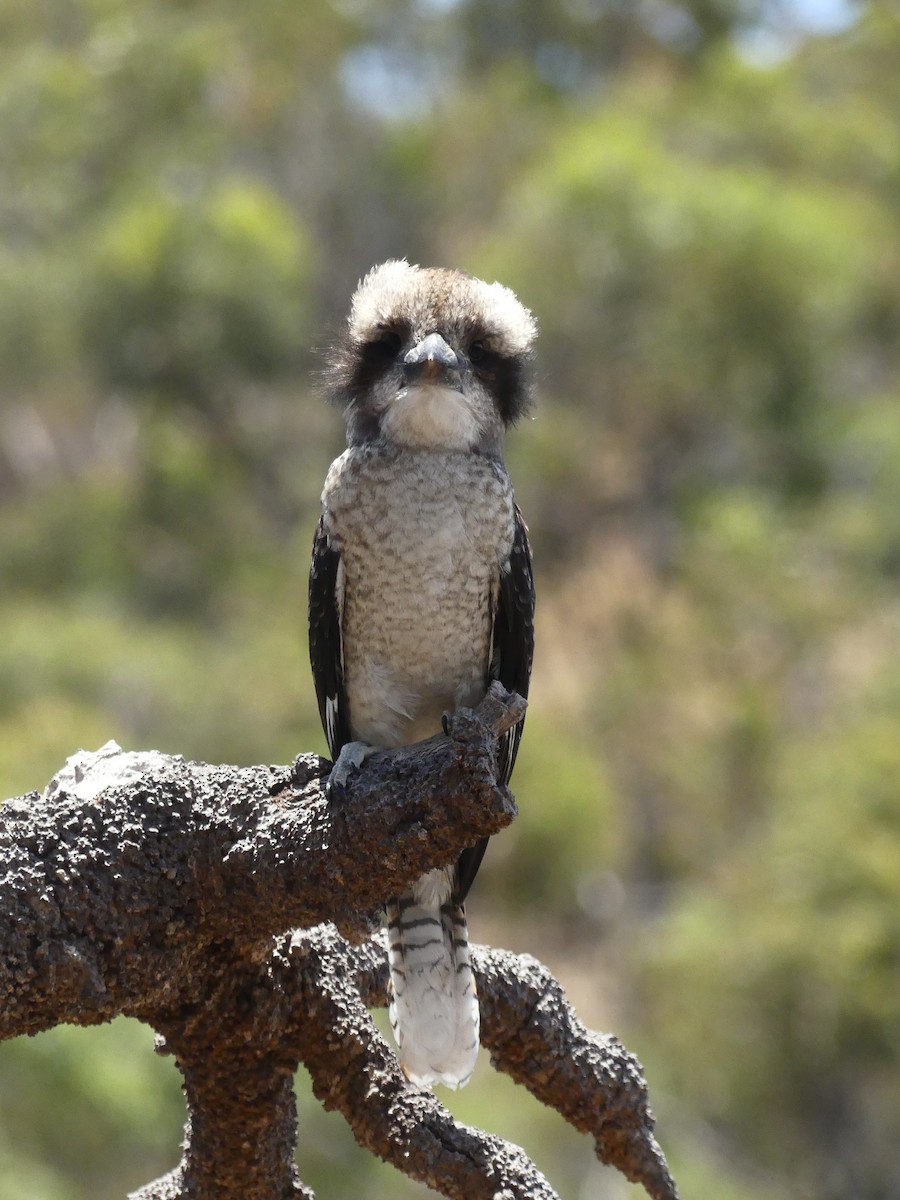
left=322, top=446, right=515, bottom=748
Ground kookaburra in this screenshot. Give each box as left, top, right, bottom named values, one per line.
left=308, top=260, right=536, bottom=1088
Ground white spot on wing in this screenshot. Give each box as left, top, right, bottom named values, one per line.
left=325, top=695, right=339, bottom=754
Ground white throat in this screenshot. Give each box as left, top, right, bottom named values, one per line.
left=381, top=385, right=481, bottom=451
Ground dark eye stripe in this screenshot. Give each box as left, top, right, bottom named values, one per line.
left=485, top=353, right=534, bottom=425
left=345, top=322, right=410, bottom=393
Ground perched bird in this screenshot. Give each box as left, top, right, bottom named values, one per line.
left=309, top=260, right=536, bottom=1088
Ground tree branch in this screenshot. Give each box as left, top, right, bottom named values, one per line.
left=289, top=926, right=677, bottom=1200
left=1, top=684, right=678, bottom=1200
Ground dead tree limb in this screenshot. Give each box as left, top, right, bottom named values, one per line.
left=0, top=683, right=678, bottom=1200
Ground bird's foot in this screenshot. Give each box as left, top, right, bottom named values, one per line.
left=326, top=740, right=377, bottom=803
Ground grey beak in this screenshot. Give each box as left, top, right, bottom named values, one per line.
left=403, top=333, right=461, bottom=385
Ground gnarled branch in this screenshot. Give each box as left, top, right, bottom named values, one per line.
left=0, top=684, right=678, bottom=1200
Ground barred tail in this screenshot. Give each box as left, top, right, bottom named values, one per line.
left=386, top=868, right=479, bottom=1089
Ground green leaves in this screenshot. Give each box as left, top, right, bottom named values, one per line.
left=84, top=180, right=312, bottom=395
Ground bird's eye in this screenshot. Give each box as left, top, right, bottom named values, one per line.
left=372, top=329, right=404, bottom=358
left=469, top=339, right=487, bottom=364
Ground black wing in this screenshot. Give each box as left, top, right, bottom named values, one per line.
left=456, top=503, right=535, bottom=902
left=308, top=515, right=351, bottom=760
left=492, top=502, right=536, bottom=786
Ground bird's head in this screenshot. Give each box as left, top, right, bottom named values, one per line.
left=322, top=260, right=537, bottom=455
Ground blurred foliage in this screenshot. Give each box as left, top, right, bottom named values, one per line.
left=2, top=1, right=899, bottom=1199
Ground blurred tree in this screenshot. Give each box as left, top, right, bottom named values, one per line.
left=2, top=2, right=900, bottom=1199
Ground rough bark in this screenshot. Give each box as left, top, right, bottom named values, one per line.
left=0, top=683, right=678, bottom=1200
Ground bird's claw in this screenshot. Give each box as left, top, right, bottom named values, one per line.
left=326, top=740, right=376, bottom=804
left=325, top=774, right=349, bottom=804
